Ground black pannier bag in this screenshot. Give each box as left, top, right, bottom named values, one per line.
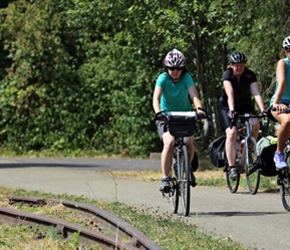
left=255, top=136, right=279, bottom=177
left=167, top=113, right=196, bottom=137
left=208, top=135, right=227, bottom=168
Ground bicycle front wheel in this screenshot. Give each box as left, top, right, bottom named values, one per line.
left=168, top=177, right=179, bottom=214
left=177, top=145, right=190, bottom=216
left=245, top=142, right=260, bottom=195
left=280, top=154, right=290, bottom=211
left=279, top=170, right=290, bottom=211
left=225, top=165, right=240, bottom=193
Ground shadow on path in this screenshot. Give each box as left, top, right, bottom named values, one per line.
left=0, top=158, right=160, bottom=171
left=192, top=211, right=284, bottom=217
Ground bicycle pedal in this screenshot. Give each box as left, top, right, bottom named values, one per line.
left=190, top=182, right=197, bottom=187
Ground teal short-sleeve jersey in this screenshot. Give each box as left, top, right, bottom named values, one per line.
left=156, top=72, right=194, bottom=112
left=270, top=58, right=290, bottom=105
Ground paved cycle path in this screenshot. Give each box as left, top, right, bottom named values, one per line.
left=0, top=157, right=288, bottom=250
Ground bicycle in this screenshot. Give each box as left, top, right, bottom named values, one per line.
left=225, top=113, right=266, bottom=195
left=271, top=107, right=290, bottom=211
left=154, top=108, right=206, bottom=216
left=277, top=138, right=290, bottom=211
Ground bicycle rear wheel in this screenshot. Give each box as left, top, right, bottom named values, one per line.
left=177, top=145, right=190, bottom=216
left=225, top=165, right=240, bottom=193
left=245, top=141, right=260, bottom=195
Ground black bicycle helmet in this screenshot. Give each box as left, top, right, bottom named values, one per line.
left=282, top=35, right=290, bottom=50
left=230, top=52, right=247, bottom=64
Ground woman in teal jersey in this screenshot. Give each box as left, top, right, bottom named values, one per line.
left=270, top=36, right=290, bottom=169
left=152, top=48, right=204, bottom=193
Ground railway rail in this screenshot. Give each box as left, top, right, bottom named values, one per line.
left=0, top=196, right=163, bottom=250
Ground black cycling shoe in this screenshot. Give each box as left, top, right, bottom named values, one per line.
left=189, top=172, right=197, bottom=187
left=229, top=168, right=238, bottom=180
left=159, top=177, right=171, bottom=193
left=191, top=152, right=199, bottom=172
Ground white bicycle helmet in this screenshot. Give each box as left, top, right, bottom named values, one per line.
left=282, top=36, right=290, bottom=49
left=164, top=49, right=186, bottom=68
left=230, top=52, right=247, bottom=64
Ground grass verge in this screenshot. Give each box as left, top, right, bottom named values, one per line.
left=102, top=169, right=280, bottom=193
left=0, top=187, right=254, bottom=250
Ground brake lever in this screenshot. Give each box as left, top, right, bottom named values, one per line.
left=197, top=107, right=208, bottom=119
left=153, top=110, right=166, bottom=121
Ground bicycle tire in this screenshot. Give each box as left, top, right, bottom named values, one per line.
left=225, top=136, right=241, bottom=193
left=279, top=169, right=290, bottom=211
left=245, top=138, right=260, bottom=195
left=225, top=165, right=240, bottom=193
left=280, top=153, right=290, bottom=211
left=178, top=145, right=190, bottom=216
left=168, top=177, right=179, bottom=214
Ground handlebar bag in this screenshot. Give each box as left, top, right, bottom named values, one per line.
left=167, top=115, right=196, bottom=137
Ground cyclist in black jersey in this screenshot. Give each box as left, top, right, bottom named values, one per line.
left=218, top=52, right=267, bottom=179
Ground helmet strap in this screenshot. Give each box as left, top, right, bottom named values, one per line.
left=169, top=75, right=180, bottom=83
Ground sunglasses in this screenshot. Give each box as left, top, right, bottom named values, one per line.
left=168, top=67, right=182, bottom=71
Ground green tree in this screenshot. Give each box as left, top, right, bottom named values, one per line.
left=0, top=0, right=289, bottom=157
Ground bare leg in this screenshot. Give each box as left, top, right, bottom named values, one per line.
left=271, top=111, right=290, bottom=152
left=225, top=126, right=237, bottom=166
left=161, top=132, right=175, bottom=177
left=250, top=118, right=260, bottom=140
left=185, top=136, right=195, bottom=163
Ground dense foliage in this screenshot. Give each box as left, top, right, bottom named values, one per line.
left=0, top=0, right=289, bottom=157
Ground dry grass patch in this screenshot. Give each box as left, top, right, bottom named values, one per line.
left=101, top=169, right=225, bottom=182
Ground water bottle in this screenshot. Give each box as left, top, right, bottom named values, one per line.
left=285, top=142, right=290, bottom=154
left=240, top=139, right=245, bottom=154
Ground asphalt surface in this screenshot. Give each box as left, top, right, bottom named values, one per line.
left=0, top=157, right=289, bottom=250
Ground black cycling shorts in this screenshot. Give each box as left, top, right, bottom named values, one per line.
left=155, top=120, right=166, bottom=140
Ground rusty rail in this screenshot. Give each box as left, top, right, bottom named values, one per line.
left=5, top=196, right=163, bottom=250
